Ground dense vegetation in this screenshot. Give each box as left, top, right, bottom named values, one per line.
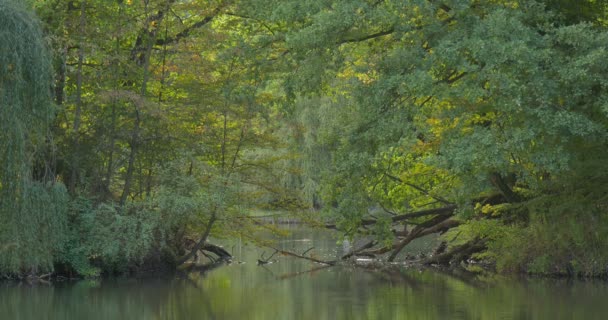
left=1, top=0, right=607, bottom=278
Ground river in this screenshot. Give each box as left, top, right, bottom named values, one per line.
left=2, top=226, right=608, bottom=319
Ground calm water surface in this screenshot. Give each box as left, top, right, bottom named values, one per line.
left=2, top=227, right=608, bottom=319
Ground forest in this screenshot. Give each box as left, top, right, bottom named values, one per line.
left=1, top=0, right=608, bottom=279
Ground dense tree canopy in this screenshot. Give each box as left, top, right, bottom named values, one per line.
left=1, top=0, right=607, bottom=277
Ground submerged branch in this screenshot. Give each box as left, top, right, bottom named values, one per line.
left=266, top=247, right=336, bottom=266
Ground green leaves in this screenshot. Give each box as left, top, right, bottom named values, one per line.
left=275, top=0, right=608, bottom=271
left=0, top=0, right=69, bottom=275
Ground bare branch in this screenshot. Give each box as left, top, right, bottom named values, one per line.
left=268, top=247, right=336, bottom=265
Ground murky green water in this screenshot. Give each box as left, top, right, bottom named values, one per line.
left=2, top=227, right=608, bottom=319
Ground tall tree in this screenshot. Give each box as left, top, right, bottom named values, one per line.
left=0, top=0, right=68, bottom=275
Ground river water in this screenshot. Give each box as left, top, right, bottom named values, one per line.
left=2, top=227, right=608, bottom=319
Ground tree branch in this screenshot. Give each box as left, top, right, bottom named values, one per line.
left=338, top=27, right=395, bottom=45
left=156, top=7, right=221, bottom=46
left=384, top=173, right=453, bottom=205
left=267, top=247, right=336, bottom=265
left=388, top=215, right=458, bottom=261
left=177, top=213, right=217, bottom=265
left=325, top=205, right=456, bottom=229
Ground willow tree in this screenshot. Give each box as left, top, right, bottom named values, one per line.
left=0, top=0, right=67, bottom=276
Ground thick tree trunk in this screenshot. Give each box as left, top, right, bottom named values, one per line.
left=177, top=214, right=217, bottom=265
left=200, top=243, right=231, bottom=260
left=490, top=172, right=520, bottom=203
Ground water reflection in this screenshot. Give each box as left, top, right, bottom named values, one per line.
left=1, top=227, right=608, bottom=319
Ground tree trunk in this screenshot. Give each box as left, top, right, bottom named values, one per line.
left=177, top=214, right=217, bottom=265
left=120, top=109, right=140, bottom=206
left=69, top=0, right=86, bottom=193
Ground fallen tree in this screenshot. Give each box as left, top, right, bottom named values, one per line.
left=328, top=193, right=509, bottom=267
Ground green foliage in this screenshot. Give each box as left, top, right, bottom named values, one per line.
left=272, top=0, right=608, bottom=275
left=541, top=0, right=608, bottom=24
left=0, top=0, right=70, bottom=275
left=5, top=0, right=605, bottom=278
left=486, top=158, right=608, bottom=276
left=0, top=183, right=69, bottom=275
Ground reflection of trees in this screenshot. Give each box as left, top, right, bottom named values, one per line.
left=4, top=227, right=608, bottom=319
left=277, top=265, right=334, bottom=280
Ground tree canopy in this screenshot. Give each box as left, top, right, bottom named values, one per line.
left=1, top=0, right=608, bottom=278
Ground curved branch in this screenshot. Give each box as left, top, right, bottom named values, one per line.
left=178, top=213, right=217, bottom=265
left=267, top=247, right=336, bottom=265
left=156, top=7, right=221, bottom=46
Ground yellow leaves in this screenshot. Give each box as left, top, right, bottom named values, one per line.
left=337, top=61, right=377, bottom=84
left=426, top=116, right=460, bottom=137
left=475, top=203, right=495, bottom=215
left=474, top=202, right=512, bottom=217
left=256, top=92, right=275, bottom=104
left=470, top=112, right=496, bottom=125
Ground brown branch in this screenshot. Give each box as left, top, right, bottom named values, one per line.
left=302, top=247, right=315, bottom=256
left=357, top=217, right=459, bottom=259
left=201, top=243, right=231, bottom=260
left=258, top=249, right=279, bottom=265
left=177, top=213, right=217, bottom=265
left=391, top=205, right=456, bottom=222
left=156, top=7, right=221, bottom=46
left=387, top=214, right=455, bottom=261
left=341, top=240, right=376, bottom=260
left=268, top=247, right=336, bottom=266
